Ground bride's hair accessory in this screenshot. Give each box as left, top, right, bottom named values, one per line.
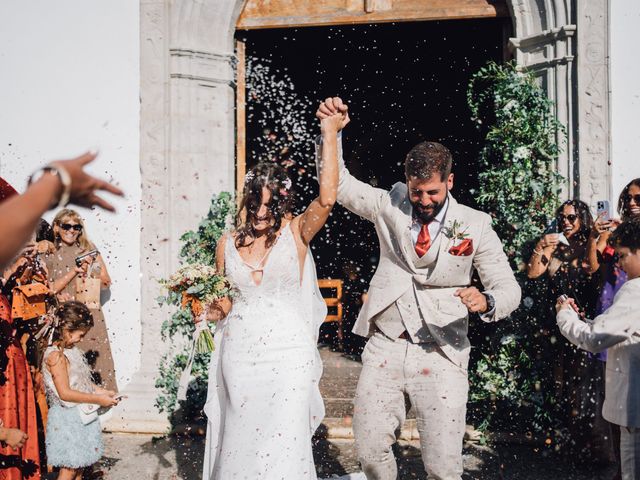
left=282, top=178, right=292, bottom=190
left=244, top=171, right=256, bottom=184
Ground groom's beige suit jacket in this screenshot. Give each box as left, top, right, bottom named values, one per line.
left=316, top=136, right=521, bottom=368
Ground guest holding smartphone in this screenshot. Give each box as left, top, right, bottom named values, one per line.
left=557, top=217, right=640, bottom=480
left=586, top=178, right=640, bottom=479
left=588, top=179, right=640, bottom=308
left=44, top=209, right=117, bottom=393
left=527, top=200, right=607, bottom=460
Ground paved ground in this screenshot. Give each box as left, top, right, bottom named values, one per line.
left=48, top=348, right=617, bottom=479
left=93, top=433, right=617, bottom=479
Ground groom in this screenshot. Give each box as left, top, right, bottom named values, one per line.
left=315, top=97, right=521, bottom=479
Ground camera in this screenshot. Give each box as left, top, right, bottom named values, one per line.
left=75, top=249, right=99, bottom=267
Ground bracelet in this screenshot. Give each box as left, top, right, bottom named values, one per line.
left=533, top=249, right=544, bottom=256
left=27, top=164, right=71, bottom=209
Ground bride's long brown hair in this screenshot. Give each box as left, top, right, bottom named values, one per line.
left=235, top=162, right=294, bottom=249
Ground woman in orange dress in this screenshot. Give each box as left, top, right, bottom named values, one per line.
left=0, top=286, right=41, bottom=478
left=0, top=177, right=41, bottom=479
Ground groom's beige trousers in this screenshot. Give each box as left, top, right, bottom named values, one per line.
left=353, top=332, right=468, bottom=480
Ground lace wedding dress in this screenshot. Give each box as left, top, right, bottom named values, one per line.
left=202, top=224, right=327, bottom=479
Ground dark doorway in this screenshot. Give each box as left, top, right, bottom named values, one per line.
left=239, top=18, right=510, bottom=353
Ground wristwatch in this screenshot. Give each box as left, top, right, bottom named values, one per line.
left=27, top=164, right=71, bottom=209
left=483, top=292, right=496, bottom=313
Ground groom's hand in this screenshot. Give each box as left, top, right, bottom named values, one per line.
left=454, top=287, right=488, bottom=314
left=316, top=97, right=350, bottom=130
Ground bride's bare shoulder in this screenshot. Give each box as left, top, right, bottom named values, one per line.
left=216, top=231, right=233, bottom=254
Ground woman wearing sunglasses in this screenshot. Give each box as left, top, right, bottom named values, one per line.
left=588, top=178, right=640, bottom=283
left=527, top=200, right=608, bottom=460
left=44, top=209, right=118, bottom=394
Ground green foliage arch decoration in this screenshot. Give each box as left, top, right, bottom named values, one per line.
left=468, top=61, right=565, bottom=269
left=155, top=192, right=236, bottom=423
left=466, top=62, right=567, bottom=437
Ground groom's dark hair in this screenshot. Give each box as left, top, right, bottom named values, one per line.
left=404, top=141, right=452, bottom=181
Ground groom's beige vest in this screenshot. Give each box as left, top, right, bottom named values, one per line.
left=374, top=231, right=443, bottom=343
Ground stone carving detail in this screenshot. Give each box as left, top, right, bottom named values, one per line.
left=510, top=0, right=611, bottom=205
left=510, top=22, right=576, bottom=197
left=577, top=0, right=610, bottom=206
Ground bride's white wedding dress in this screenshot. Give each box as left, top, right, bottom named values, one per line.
left=202, top=224, right=327, bottom=479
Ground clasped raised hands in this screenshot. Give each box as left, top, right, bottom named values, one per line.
left=316, top=97, right=350, bottom=132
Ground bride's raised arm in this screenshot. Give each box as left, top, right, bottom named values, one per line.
left=294, top=102, right=347, bottom=246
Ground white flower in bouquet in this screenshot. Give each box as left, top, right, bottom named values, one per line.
left=161, top=262, right=233, bottom=353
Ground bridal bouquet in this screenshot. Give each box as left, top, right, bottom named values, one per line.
left=161, top=263, right=232, bottom=353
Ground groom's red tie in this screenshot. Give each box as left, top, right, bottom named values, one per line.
left=415, top=223, right=431, bottom=257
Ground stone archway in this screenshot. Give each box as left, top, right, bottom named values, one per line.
left=117, top=0, right=610, bottom=433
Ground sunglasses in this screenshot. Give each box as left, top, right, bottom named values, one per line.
left=60, top=223, right=83, bottom=232
left=624, top=194, right=640, bottom=205
left=557, top=214, right=578, bottom=223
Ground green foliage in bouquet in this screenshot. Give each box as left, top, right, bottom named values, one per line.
left=466, top=62, right=565, bottom=438
left=155, top=192, right=236, bottom=422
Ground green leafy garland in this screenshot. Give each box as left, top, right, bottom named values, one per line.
left=468, top=61, right=565, bottom=269
left=155, top=192, right=236, bottom=423
left=466, top=62, right=566, bottom=437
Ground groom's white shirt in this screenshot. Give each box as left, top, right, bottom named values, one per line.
left=316, top=134, right=521, bottom=368
left=410, top=197, right=448, bottom=245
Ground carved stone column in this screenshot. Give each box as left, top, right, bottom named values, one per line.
left=108, top=0, right=239, bottom=433
left=576, top=0, right=611, bottom=207
left=510, top=24, right=577, bottom=197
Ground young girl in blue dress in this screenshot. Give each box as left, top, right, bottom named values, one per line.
left=41, top=301, right=120, bottom=480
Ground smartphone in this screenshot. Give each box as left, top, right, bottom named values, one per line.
left=544, top=217, right=560, bottom=234
left=596, top=200, right=611, bottom=221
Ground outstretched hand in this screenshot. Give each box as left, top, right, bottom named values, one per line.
left=316, top=97, right=350, bottom=130
left=52, top=151, right=124, bottom=212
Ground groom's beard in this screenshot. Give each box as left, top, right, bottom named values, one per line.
left=411, top=198, right=446, bottom=224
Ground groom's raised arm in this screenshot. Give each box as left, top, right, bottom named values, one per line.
left=314, top=98, right=386, bottom=223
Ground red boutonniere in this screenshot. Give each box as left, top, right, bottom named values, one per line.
left=444, top=220, right=474, bottom=257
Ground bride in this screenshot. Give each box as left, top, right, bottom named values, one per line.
left=201, top=108, right=346, bottom=479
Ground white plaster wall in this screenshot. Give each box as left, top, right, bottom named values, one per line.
left=610, top=1, right=640, bottom=205
left=0, top=1, right=141, bottom=389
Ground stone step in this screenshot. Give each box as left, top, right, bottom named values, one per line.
left=319, top=417, right=420, bottom=440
